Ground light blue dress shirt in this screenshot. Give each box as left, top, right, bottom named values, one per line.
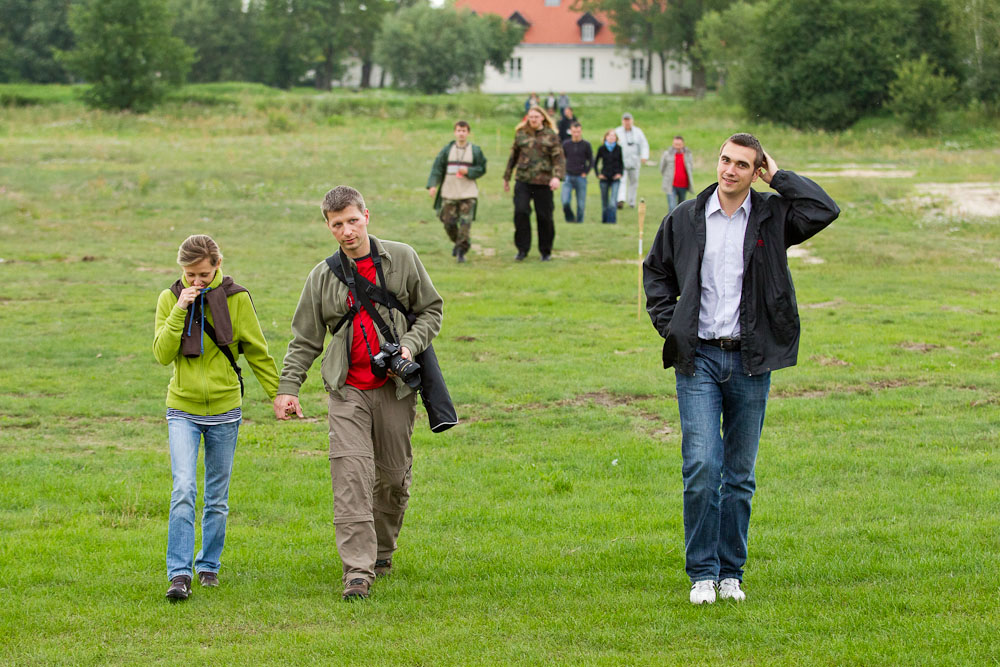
left=698, top=189, right=752, bottom=340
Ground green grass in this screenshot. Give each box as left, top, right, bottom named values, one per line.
left=1, top=86, right=999, bottom=665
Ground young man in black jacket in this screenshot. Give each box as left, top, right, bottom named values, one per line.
left=561, top=121, right=592, bottom=223
left=643, top=133, right=839, bottom=605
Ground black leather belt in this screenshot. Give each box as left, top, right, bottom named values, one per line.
left=699, top=338, right=741, bottom=351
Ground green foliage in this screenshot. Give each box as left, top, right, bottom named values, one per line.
left=889, top=55, right=958, bottom=132
left=168, top=0, right=255, bottom=83
left=695, top=1, right=771, bottom=96
left=951, top=0, right=1000, bottom=109
left=58, top=0, right=194, bottom=112
left=375, top=5, right=524, bottom=94
left=735, top=0, right=959, bottom=130
left=0, top=0, right=74, bottom=83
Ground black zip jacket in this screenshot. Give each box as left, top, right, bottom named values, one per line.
left=594, top=144, right=623, bottom=180
left=643, top=170, right=840, bottom=376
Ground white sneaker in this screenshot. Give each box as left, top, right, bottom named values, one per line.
left=689, top=580, right=717, bottom=605
left=718, top=578, right=746, bottom=602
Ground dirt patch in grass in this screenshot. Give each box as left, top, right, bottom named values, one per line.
left=787, top=244, right=824, bottom=264
left=812, top=355, right=850, bottom=366
left=802, top=165, right=916, bottom=179
left=899, top=342, right=940, bottom=353
left=801, top=298, right=845, bottom=309
left=915, top=183, right=1000, bottom=219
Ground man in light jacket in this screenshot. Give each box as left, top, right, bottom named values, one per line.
left=614, top=112, right=650, bottom=209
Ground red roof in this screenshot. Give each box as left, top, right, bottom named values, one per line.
left=455, top=0, right=616, bottom=45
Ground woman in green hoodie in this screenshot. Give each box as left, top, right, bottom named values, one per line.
left=153, top=235, right=279, bottom=601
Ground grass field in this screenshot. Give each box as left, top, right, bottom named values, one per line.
left=2, top=84, right=999, bottom=665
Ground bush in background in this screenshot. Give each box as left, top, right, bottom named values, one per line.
left=888, top=55, right=958, bottom=133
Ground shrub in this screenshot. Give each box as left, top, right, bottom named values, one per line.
left=888, top=55, right=958, bottom=133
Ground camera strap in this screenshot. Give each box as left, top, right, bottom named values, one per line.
left=338, top=250, right=399, bottom=346
left=202, top=319, right=245, bottom=397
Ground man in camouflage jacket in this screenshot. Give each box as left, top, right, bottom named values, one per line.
left=503, top=106, right=566, bottom=261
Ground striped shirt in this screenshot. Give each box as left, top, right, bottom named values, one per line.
left=166, top=407, right=242, bottom=426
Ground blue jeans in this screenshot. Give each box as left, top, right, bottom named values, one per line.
left=599, top=178, right=620, bottom=222
left=675, top=345, right=770, bottom=583
left=166, top=418, right=240, bottom=580
left=667, top=186, right=689, bottom=213
left=561, top=174, right=587, bottom=222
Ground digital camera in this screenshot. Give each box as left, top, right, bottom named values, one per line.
left=370, top=341, right=421, bottom=389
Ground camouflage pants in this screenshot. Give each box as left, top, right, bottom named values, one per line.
left=439, top=198, right=474, bottom=253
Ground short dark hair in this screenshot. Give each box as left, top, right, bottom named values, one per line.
left=570, top=121, right=582, bottom=129
left=721, top=132, right=764, bottom=170
left=321, top=186, right=366, bottom=220
left=674, top=135, right=684, bottom=141
left=454, top=120, right=470, bottom=130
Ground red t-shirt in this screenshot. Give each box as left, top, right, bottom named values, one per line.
left=672, top=151, right=689, bottom=188
left=345, top=255, right=388, bottom=390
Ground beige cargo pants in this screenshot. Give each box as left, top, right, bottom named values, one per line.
left=327, top=383, right=417, bottom=586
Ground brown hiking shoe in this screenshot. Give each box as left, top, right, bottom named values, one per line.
left=342, top=578, right=370, bottom=601
left=166, top=575, right=191, bottom=600
left=198, top=571, right=219, bottom=587
left=374, top=559, right=392, bottom=578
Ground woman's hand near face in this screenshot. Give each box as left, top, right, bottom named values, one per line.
left=175, top=285, right=202, bottom=310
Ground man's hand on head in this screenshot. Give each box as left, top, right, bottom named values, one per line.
left=759, top=150, right=778, bottom=185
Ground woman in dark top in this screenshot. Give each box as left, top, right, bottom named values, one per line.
left=594, top=130, right=624, bottom=223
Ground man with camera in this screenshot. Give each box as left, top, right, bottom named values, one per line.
left=274, top=185, right=443, bottom=601
left=643, top=133, right=839, bottom=605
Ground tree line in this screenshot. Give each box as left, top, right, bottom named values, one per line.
left=1, top=0, right=523, bottom=109
left=2, top=0, right=997, bottom=131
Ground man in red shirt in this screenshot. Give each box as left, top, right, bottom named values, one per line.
left=274, top=186, right=443, bottom=601
left=659, top=135, right=695, bottom=213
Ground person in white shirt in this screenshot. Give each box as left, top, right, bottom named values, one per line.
left=614, top=112, right=650, bottom=209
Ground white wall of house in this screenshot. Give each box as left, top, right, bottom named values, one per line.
left=481, top=44, right=691, bottom=95
left=334, top=58, right=391, bottom=88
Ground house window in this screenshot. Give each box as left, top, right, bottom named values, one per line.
left=631, top=58, right=645, bottom=81
left=581, top=23, right=595, bottom=42
left=508, top=57, right=522, bottom=80
left=580, top=57, right=594, bottom=81
left=545, top=0, right=559, bottom=5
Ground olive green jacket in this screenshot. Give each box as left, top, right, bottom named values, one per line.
left=277, top=236, right=443, bottom=400
left=426, top=141, right=487, bottom=220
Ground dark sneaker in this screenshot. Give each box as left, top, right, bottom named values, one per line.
left=374, top=559, right=392, bottom=578
left=616, top=201, right=624, bottom=210
left=343, top=578, right=370, bottom=601
left=456, top=248, right=466, bottom=263
left=198, top=571, right=219, bottom=587
left=515, top=252, right=527, bottom=261
left=166, top=575, right=191, bottom=601
left=540, top=254, right=552, bottom=262
left=452, top=245, right=458, bottom=257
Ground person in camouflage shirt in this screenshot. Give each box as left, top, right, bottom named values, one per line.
left=503, top=106, right=566, bottom=261
left=426, top=120, right=487, bottom=263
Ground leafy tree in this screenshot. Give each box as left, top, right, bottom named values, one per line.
left=374, top=5, right=523, bottom=94
left=950, top=0, right=1000, bottom=108
left=58, top=0, right=193, bottom=111
left=734, top=0, right=959, bottom=130
left=888, top=55, right=958, bottom=132
left=694, top=1, right=769, bottom=96
left=574, top=0, right=732, bottom=96
left=169, top=0, right=255, bottom=82
left=0, top=0, right=74, bottom=83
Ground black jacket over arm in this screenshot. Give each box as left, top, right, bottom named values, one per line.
left=642, top=170, right=840, bottom=376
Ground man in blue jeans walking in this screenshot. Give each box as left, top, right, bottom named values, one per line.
left=561, top=121, right=592, bottom=222
left=643, top=133, right=839, bottom=604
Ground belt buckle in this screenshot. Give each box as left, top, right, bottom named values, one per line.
left=719, top=338, right=738, bottom=351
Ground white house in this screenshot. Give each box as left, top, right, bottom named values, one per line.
left=456, top=0, right=691, bottom=95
